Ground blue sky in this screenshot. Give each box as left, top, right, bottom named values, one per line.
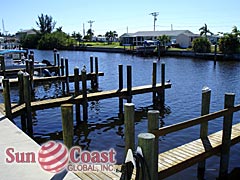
left=1, top=0, right=239, bottom=36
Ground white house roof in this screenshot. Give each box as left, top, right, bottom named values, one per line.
left=120, top=30, right=194, bottom=38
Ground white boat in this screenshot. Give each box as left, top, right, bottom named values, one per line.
left=0, top=49, right=47, bottom=69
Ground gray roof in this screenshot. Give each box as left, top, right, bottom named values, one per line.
left=120, top=30, right=194, bottom=38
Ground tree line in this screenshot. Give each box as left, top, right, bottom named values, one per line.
left=20, top=14, right=118, bottom=50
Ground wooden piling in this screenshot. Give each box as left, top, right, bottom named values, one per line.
left=94, top=57, right=99, bottom=89
left=90, top=55, right=94, bottom=73
left=81, top=68, right=88, bottom=121
left=219, top=93, right=235, bottom=179
left=65, top=58, right=70, bottom=95
left=152, top=61, right=157, bottom=105
left=118, top=64, right=123, bottom=118
left=124, top=103, right=135, bottom=156
left=0, top=55, right=6, bottom=78
left=61, top=104, right=74, bottom=149
left=160, top=63, right=165, bottom=110
left=138, top=133, right=157, bottom=180
left=18, top=71, right=26, bottom=131
left=90, top=56, right=94, bottom=88
left=57, top=53, right=60, bottom=75
left=198, top=87, right=211, bottom=178
left=127, top=65, right=132, bottom=103
left=60, top=57, right=65, bottom=95
left=53, top=51, right=57, bottom=66
left=23, top=73, right=33, bottom=136
left=147, top=110, right=159, bottom=180
left=214, top=44, right=217, bottom=65
left=3, top=79, right=12, bottom=120
left=74, top=67, right=81, bottom=124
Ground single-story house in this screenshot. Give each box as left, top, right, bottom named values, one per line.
left=15, top=29, right=37, bottom=41
left=120, top=30, right=200, bottom=48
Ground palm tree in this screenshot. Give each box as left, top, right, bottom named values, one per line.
left=36, top=14, right=56, bottom=34
left=232, top=26, right=240, bottom=36
left=157, top=35, right=171, bottom=46
left=199, top=24, right=213, bottom=37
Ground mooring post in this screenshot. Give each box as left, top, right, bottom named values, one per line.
left=74, top=67, right=81, bottom=124
left=138, top=133, right=157, bottom=180
left=60, top=57, right=65, bottom=95
left=61, top=104, right=74, bottom=149
left=219, top=93, right=235, bottom=179
left=57, top=52, right=60, bottom=75
left=3, top=79, right=12, bottom=121
left=90, top=55, right=94, bottom=89
left=127, top=65, right=132, bottom=103
left=124, top=103, right=135, bottom=156
left=23, top=73, right=33, bottom=136
left=198, top=87, right=211, bottom=178
left=160, top=63, right=165, bottom=110
left=18, top=71, right=26, bottom=131
left=118, top=64, right=124, bottom=119
left=214, top=44, right=217, bottom=65
left=53, top=50, right=57, bottom=66
left=147, top=110, right=159, bottom=180
left=152, top=61, right=157, bottom=106
left=81, top=68, right=88, bottom=121
left=0, top=55, right=6, bottom=78
left=90, top=55, right=94, bottom=73
left=65, top=58, right=70, bottom=95
left=94, top=57, right=99, bottom=89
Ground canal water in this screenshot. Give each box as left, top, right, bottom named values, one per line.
left=3, top=50, right=240, bottom=179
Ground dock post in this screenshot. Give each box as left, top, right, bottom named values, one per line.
left=3, top=79, right=12, bottom=121
left=53, top=50, right=57, bottom=66
left=65, top=58, right=70, bottom=95
left=152, top=61, right=157, bottom=106
left=124, top=103, right=135, bottom=156
left=81, top=68, right=88, bottom=121
left=18, top=71, right=26, bottom=131
left=60, top=57, right=65, bottom=95
left=160, top=63, right=165, bottom=111
left=219, top=93, right=235, bottom=179
left=74, top=67, right=81, bottom=124
left=57, top=53, right=60, bottom=76
left=147, top=110, right=159, bottom=180
left=214, top=44, right=217, bottom=65
left=61, top=104, right=74, bottom=149
left=198, top=87, right=211, bottom=178
left=90, top=56, right=94, bottom=89
left=0, top=55, right=6, bottom=78
left=127, top=65, right=132, bottom=103
left=118, top=64, right=123, bottom=119
left=138, top=133, right=157, bottom=180
left=94, top=57, right=99, bottom=89
left=23, top=73, right=33, bottom=136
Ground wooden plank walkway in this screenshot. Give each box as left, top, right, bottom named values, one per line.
left=7, top=72, right=104, bottom=86
left=1, top=82, right=171, bottom=117
left=157, top=122, right=240, bottom=179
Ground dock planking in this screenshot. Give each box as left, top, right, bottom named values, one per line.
left=158, top=123, right=240, bottom=179
left=7, top=72, right=104, bottom=86
left=1, top=82, right=171, bottom=118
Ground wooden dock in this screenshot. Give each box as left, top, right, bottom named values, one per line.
left=0, top=82, right=171, bottom=118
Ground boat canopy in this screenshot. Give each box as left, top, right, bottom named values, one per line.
left=0, top=49, right=27, bottom=55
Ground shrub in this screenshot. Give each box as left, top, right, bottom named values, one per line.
left=192, top=37, right=211, bottom=53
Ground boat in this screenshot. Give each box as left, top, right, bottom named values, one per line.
left=0, top=49, right=47, bottom=69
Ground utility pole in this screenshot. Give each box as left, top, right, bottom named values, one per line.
left=149, top=12, right=159, bottom=31
left=88, top=20, right=94, bottom=41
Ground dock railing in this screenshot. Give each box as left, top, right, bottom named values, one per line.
left=123, top=88, right=240, bottom=179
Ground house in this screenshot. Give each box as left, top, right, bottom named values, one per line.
left=15, top=29, right=37, bottom=41
left=120, top=30, right=199, bottom=48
